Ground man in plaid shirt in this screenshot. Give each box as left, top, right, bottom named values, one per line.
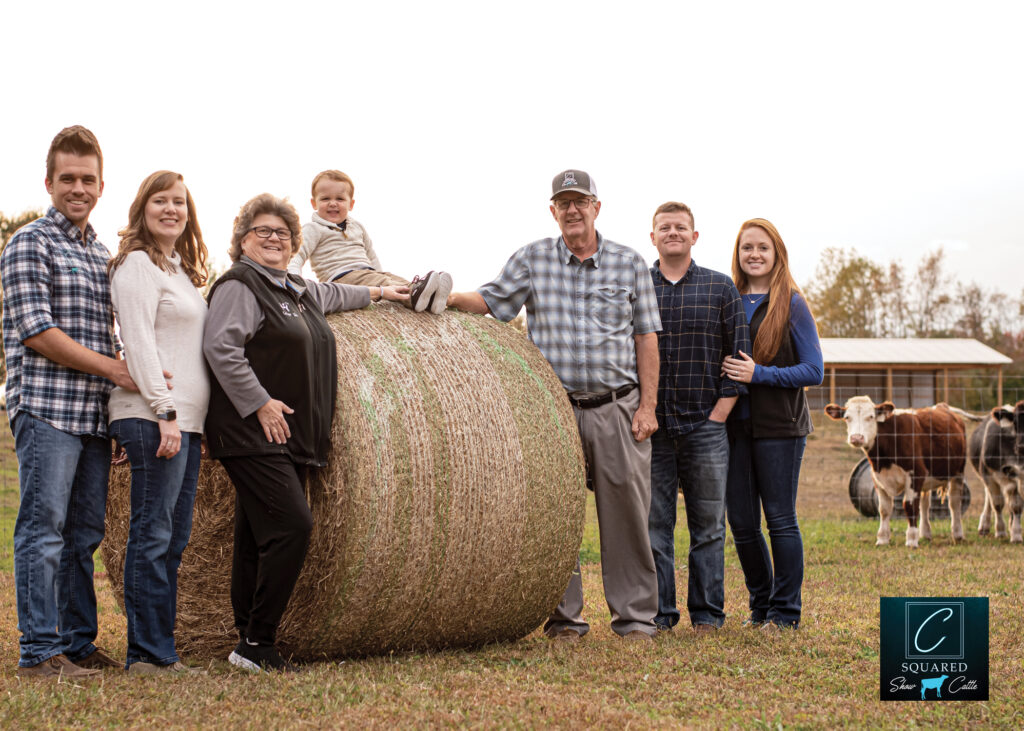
left=646, top=201, right=749, bottom=633
left=2, top=126, right=138, bottom=678
left=448, top=169, right=661, bottom=641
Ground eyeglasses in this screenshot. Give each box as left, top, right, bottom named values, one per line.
left=553, top=197, right=596, bottom=212
left=248, top=226, right=293, bottom=241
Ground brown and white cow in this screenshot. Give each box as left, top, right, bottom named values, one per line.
left=825, top=396, right=967, bottom=547
left=973, top=403, right=1024, bottom=542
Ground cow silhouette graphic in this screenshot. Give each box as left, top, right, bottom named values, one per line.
left=920, top=674, right=948, bottom=700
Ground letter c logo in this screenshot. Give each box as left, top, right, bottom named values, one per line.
left=914, top=607, right=954, bottom=653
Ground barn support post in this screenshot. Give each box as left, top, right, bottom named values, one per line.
left=942, top=368, right=949, bottom=402
left=886, top=368, right=893, bottom=402
left=829, top=367, right=836, bottom=405
left=997, top=366, right=1003, bottom=407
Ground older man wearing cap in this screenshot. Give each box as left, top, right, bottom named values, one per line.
left=447, top=169, right=661, bottom=641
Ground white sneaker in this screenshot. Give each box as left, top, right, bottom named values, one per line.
left=429, top=271, right=453, bottom=314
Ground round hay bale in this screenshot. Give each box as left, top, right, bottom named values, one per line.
left=103, top=305, right=586, bottom=660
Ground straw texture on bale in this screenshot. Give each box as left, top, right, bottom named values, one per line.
left=103, top=305, right=586, bottom=660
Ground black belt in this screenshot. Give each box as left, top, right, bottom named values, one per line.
left=569, top=384, right=636, bottom=410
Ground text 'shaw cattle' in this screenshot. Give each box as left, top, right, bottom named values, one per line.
left=972, top=403, right=1024, bottom=542
left=825, top=396, right=967, bottom=547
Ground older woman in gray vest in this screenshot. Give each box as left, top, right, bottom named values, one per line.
left=203, top=194, right=407, bottom=672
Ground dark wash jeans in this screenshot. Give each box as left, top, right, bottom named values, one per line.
left=110, top=418, right=202, bottom=667
left=13, top=414, right=110, bottom=666
left=648, top=420, right=729, bottom=628
left=726, top=424, right=805, bottom=628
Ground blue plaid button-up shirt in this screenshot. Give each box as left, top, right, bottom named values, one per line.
left=479, top=233, right=661, bottom=394
left=1, top=207, right=117, bottom=436
left=651, top=259, right=750, bottom=437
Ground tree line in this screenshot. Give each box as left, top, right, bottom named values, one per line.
left=803, top=246, right=1024, bottom=343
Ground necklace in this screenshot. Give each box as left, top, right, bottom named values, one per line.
left=745, top=292, right=766, bottom=304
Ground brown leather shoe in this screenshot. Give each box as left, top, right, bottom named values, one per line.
left=17, top=654, right=101, bottom=679
left=548, top=629, right=581, bottom=642
left=692, top=623, right=719, bottom=634
left=622, top=630, right=654, bottom=642
left=75, top=647, right=121, bottom=669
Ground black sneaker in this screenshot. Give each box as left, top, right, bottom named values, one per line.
left=427, top=271, right=453, bottom=315
left=228, top=640, right=296, bottom=673
left=409, top=271, right=440, bottom=313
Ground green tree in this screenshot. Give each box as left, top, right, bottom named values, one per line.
left=803, top=247, right=888, bottom=337
left=1, top=209, right=45, bottom=383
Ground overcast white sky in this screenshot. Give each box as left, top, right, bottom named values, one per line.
left=2, top=1, right=1022, bottom=297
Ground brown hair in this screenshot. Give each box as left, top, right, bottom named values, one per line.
left=229, top=193, right=302, bottom=262
left=109, top=171, right=208, bottom=287
left=311, top=169, right=355, bottom=198
left=46, top=125, right=103, bottom=181
left=731, top=218, right=814, bottom=364
left=651, top=201, right=694, bottom=231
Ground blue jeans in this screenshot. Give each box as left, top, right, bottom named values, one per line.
left=649, top=420, right=729, bottom=628
left=110, top=419, right=201, bottom=667
left=726, top=425, right=805, bottom=627
left=13, top=414, right=110, bottom=666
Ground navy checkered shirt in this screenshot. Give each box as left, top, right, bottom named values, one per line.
left=479, top=233, right=661, bottom=393
left=1, top=207, right=117, bottom=436
left=651, top=260, right=750, bottom=436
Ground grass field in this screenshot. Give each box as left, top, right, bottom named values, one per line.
left=1, top=415, right=1022, bottom=728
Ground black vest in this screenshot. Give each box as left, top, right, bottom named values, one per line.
left=744, top=294, right=812, bottom=438
left=205, top=263, right=338, bottom=466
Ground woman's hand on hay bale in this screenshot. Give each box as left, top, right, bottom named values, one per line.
left=380, top=285, right=410, bottom=303
left=257, top=398, right=294, bottom=444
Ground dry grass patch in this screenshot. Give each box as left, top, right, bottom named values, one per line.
left=2, top=412, right=1022, bottom=727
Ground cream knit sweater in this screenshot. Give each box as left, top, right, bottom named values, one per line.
left=107, top=250, right=210, bottom=433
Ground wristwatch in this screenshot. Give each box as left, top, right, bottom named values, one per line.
left=156, top=409, right=177, bottom=421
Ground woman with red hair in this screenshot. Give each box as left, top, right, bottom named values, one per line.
left=721, top=218, right=823, bottom=631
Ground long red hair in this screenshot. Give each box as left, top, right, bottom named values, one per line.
left=731, top=218, right=812, bottom=364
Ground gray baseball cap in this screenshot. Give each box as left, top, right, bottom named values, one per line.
left=551, top=169, right=598, bottom=200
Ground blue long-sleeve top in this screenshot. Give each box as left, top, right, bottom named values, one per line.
left=734, top=292, right=823, bottom=419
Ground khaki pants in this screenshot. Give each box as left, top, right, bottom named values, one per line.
left=332, top=269, right=410, bottom=288
left=544, top=387, right=659, bottom=637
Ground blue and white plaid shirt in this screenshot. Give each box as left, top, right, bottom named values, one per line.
left=1, top=206, right=117, bottom=436
left=651, top=259, right=750, bottom=437
left=479, top=233, right=661, bottom=393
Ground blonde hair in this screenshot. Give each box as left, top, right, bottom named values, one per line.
left=311, top=169, right=354, bottom=198
left=110, top=171, right=208, bottom=287
left=731, top=218, right=814, bottom=364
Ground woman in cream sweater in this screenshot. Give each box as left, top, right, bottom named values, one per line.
left=107, top=171, right=209, bottom=674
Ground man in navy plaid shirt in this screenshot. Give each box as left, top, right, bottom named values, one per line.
left=3, top=126, right=139, bottom=678
left=448, top=169, right=661, bottom=641
left=646, top=201, right=749, bottom=633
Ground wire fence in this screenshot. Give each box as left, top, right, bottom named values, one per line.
left=0, top=371, right=1021, bottom=568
